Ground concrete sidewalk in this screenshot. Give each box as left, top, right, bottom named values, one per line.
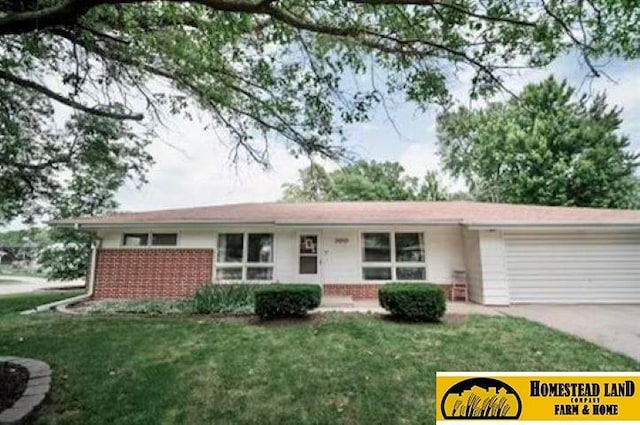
left=315, top=296, right=500, bottom=315
left=0, top=275, right=84, bottom=295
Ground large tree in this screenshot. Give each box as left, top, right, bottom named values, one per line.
left=436, top=77, right=639, bottom=208
left=2, top=0, right=640, bottom=220
left=282, top=161, right=450, bottom=201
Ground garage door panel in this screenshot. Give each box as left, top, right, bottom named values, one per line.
left=505, top=233, right=640, bottom=304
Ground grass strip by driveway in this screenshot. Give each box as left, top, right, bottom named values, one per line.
left=0, top=310, right=637, bottom=424
left=0, top=291, right=84, bottom=315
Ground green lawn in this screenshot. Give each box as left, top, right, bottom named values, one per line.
left=0, top=305, right=637, bottom=425
left=0, top=291, right=84, bottom=315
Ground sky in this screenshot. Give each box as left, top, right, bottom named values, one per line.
left=114, top=53, right=640, bottom=214
left=4, top=53, right=640, bottom=230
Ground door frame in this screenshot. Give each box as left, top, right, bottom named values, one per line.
left=296, top=232, right=322, bottom=283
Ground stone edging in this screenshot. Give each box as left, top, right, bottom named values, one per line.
left=0, top=357, right=51, bottom=425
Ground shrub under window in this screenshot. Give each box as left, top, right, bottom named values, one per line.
left=193, top=284, right=256, bottom=314
left=378, top=283, right=446, bottom=322
left=254, top=284, right=322, bottom=319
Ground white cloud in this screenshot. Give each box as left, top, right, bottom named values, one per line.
left=116, top=116, right=313, bottom=211
left=397, top=143, right=440, bottom=176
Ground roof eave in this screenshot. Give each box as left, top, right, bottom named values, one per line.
left=466, top=222, right=640, bottom=231
left=53, top=218, right=465, bottom=230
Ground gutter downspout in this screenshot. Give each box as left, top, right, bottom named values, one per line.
left=86, top=235, right=101, bottom=297
left=23, top=230, right=102, bottom=314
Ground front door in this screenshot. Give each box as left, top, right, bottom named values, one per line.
left=298, top=234, right=320, bottom=283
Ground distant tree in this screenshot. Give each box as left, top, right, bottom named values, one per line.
left=1, top=108, right=152, bottom=222
left=437, top=77, right=639, bottom=208
left=0, top=228, right=48, bottom=267
left=35, top=115, right=147, bottom=280
left=282, top=163, right=332, bottom=202
left=418, top=171, right=450, bottom=201
left=328, top=161, right=418, bottom=201
left=282, top=161, right=450, bottom=202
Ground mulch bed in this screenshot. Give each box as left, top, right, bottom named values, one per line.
left=0, top=361, right=29, bottom=412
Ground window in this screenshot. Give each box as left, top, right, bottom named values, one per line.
left=216, top=233, right=274, bottom=281
left=151, top=233, right=178, bottom=246
left=396, top=267, right=426, bottom=280
left=216, top=267, right=243, bottom=280
left=362, top=233, right=391, bottom=262
left=363, top=267, right=392, bottom=280
left=248, top=234, right=273, bottom=263
left=217, top=233, right=243, bottom=263
left=395, top=233, right=425, bottom=262
left=123, top=233, right=178, bottom=247
left=123, top=233, right=148, bottom=247
left=361, top=232, right=426, bottom=281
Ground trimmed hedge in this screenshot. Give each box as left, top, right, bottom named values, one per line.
left=193, top=284, right=256, bottom=315
left=378, top=283, right=446, bottom=322
left=254, top=284, right=322, bottom=319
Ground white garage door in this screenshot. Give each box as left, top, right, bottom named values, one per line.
left=505, top=232, right=640, bottom=304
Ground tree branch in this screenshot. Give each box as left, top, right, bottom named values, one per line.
left=540, top=0, right=600, bottom=77
left=0, top=69, right=144, bottom=120
left=0, top=0, right=266, bottom=35
left=346, top=0, right=536, bottom=27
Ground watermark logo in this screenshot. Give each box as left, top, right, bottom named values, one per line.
left=440, top=377, right=522, bottom=419
left=436, top=372, right=640, bottom=424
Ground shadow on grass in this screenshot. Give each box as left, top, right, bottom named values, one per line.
left=378, top=312, right=467, bottom=325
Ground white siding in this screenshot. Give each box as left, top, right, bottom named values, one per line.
left=97, top=225, right=469, bottom=287
left=97, top=229, right=215, bottom=248
left=179, top=230, right=215, bottom=248
left=274, top=230, right=297, bottom=282
left=478, top=230, right=510, bottom=305
left=426, top=226, right=466, bottom=284
left=462, top=229, right=483, bottom=303
left=505, top=232, right=640, bottom=303
left=99, top=231, right=121, bottom=248
left=322, top=230, right=361, bottom=283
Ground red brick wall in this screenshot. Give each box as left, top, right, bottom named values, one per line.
left=323, top=283, right=380, bottom=299
left=323, top=283, right=453, bottom=300
left=94, top=249, right=214, bottom=300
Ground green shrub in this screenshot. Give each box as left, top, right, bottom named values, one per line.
left=87, top=300, right=193, bottom=315
left=192, top=284, right=256, bottom=314
left=378, top=283, right=446, bottom=322
left=254, top=284, right=321, bottom=319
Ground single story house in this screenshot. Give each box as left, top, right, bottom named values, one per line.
left=53, top=201, right=640, bottom=305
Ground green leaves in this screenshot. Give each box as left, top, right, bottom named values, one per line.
left=4, top=0, right=638, bottom=168
left=282, top=161, right=450, bottom=202
left=437, top=77, right=639, bottom=208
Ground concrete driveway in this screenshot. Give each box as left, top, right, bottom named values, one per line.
left=0, top=275, right=84, bottom=295
left=500, top=305, right=640, bottom=361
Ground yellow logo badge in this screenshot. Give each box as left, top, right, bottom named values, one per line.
left=436, top=372, right=640, bottom=424
left=440, top=377, right=522, bottom=419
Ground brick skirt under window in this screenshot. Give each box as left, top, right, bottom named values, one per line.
left=94, top=248, right=214, bottom=299
left=323, top=283, right=453, bottom=300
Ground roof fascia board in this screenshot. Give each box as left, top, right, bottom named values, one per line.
left=62, top=220, right=464, bottom=230
left=466, top=223, right=640, bottom=231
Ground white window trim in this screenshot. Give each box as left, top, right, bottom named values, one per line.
left=216, top=232, right=275, bottom=282
left=120, top=231, right=181, bottom=248
left=359, top=231, right=427, bottom=281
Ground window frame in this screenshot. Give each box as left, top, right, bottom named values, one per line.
left=121, top=232, right=179, bottom=248
left=360, top=231, right=427, bottom=281
left=215, top=232, right=275, bottom=282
